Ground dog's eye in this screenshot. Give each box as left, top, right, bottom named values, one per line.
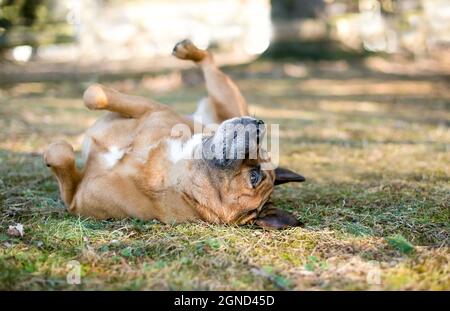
left=250, top=168, right=261, bottom=188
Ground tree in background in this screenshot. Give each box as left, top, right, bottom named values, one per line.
left=0, top=0, right=42, bottom=56
left=0, top=0, right=43, bottom=29
left=271, top=0, right=325, bottom=20
left=0, top=0, right=72, bottom=60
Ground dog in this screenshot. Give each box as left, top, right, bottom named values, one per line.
left=44, top=40, right=305, bottom=229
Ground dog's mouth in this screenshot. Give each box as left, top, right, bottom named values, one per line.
left=234, top=209, right=258, bottom=225
left=255, top=203, right=302, bottom=229
left=234, top=199, right=270, bottom=225
left=235, top=202, right=302, bottom=229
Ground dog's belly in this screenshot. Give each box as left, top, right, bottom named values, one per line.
left=83, top=110, right=190, bottom=160
left=73, top=111, right=199, bottom=221
left=70, top=165, right=201, bottom=222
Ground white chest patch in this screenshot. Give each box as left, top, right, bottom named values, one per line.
left=167, top=134, right=203, bottom=163
left=102, top=146, right=127, bottom=168
left=81, top=136, right=92, bottom=164
left=191, top=98, right=217, bottom=125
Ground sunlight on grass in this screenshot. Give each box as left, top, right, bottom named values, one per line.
left=0, top=60, right=449, bottom=290
left=296, top=79, right=438, bottom=96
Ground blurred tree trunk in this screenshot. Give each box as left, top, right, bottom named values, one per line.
left=271, top=0, right=325, bottom=20
left=270, top=0, right=327, bottom=43
left=265, top=0, right=365, bottom=60
left=0, top=0, right=42, bottom=58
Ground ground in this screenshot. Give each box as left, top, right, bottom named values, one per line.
left=0, top=56, right=449, bottom=290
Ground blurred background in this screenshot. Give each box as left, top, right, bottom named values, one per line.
left=0, top=1, right=449, bottom=291
left=0, top=0, right=449, bottom=155
left=0, top=0, right=449, bottom=82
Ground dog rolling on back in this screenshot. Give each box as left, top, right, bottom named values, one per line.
left=44, top=40, right=305, bottom=229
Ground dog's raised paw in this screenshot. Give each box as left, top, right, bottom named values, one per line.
left=83, top=84, right=108, bottom=110
left=44, top=141, right=75, bottom=169
left=172, top=39, right=208, bottom=62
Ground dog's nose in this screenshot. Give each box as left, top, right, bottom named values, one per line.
left=228, top=117, right=266, bottom=130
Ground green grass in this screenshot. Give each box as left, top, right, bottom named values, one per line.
left=0, top=58, right=449, bottom=290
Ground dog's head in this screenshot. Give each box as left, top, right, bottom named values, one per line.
left=197, top=117, right=305, bottom=229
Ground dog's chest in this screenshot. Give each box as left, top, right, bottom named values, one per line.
left=86, top=112, right=177, bottom=161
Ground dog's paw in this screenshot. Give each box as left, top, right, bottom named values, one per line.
left=44, top=141, right=75, bottom=169
left=83, top=84, right=108, bottom=110
left=172, top=39, right=208, bottom=62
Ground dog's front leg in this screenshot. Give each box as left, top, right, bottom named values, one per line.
left=44, top=141, right=82, bottom=208
left=83, top=84, right=167, bottom=118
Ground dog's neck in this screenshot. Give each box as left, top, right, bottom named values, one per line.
left=164, top=137, right=225, bottom=223
left=169, top=160, right=223, bottom=223
left=137, top=134, right=223, bottom=223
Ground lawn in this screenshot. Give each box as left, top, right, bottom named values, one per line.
left=0, top=57, right=449, bottom=290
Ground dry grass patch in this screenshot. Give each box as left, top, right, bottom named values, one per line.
left=0, top=59, right=449, bottom=290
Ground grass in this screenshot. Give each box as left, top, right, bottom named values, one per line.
left=0, top=57, right=449, bottom=290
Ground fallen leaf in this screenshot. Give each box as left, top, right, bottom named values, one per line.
left=7, top=223, right=24, bottom=238
left=3, top=242, right=13, bottom=248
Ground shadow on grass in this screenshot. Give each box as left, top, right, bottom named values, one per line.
left=1, top=148, right=448, bottom=249
left=261, top=40, right=374, bottom=61
left=273, top=180, right=449, bottom=247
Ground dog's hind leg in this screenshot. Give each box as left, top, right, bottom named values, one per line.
left=173, top=39, right=249, bottom=122
left=44, top=141, right=82, bottom=209
left=83, top=84, right=166, bottom=118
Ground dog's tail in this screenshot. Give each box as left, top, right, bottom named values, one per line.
left=44, top=141, right=82, bottom=208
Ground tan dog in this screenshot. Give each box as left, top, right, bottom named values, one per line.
left=44, top=40, right=305, bottom=229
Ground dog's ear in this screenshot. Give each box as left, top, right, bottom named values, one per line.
left=274, top=167, right=305, bottom=185
left=254, top=204, right=302, bottom=229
